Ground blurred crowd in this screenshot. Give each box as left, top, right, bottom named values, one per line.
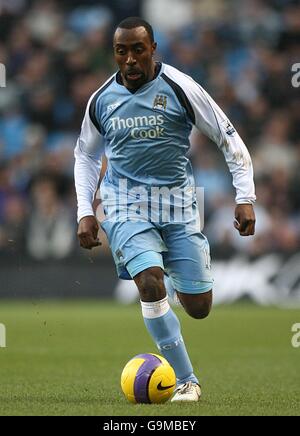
left=0, top=0, right=299, bottom=261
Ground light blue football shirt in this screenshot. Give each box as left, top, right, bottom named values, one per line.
left=74, top=62, right=255, bottom=223
left=93, top=63, right=194, bottom=190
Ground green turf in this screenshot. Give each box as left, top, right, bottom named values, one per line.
left=0, top=300, right=299, bottom=416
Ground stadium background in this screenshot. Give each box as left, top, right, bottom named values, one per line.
left=0, top=0, right=300, bottom=417
left=1, top=0, right=300, bottom=305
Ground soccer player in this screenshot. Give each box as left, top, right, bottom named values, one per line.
left=74, top=17, right=256, bottom=402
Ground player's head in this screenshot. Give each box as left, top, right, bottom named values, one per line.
left=113, top=17, right=157, bottom=91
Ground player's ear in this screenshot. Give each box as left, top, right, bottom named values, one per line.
left=152, top=42, right=157, bottom=55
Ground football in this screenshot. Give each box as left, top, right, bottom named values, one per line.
left=120, top=353, right=176, bottom=404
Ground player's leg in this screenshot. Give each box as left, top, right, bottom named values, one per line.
left=101, top=221, right=200, bottom=398
left=126, top=255, right=199, bottom=390
left=165, top=273, right=212, bottom=317
left=161, top=226, right=213, bottom=401
left=163, top=225, right=214, bottom=320
left=177, top=289, right=212, bottom=319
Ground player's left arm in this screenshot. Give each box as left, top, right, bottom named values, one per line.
left=178, top=74, right=256, bottom=236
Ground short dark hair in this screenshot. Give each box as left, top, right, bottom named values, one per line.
left=116, top=17, right=154, bottom=43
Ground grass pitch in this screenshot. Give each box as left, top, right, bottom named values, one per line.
left=0, top=300, right=299, bottom=416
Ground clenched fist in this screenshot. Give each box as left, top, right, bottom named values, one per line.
left=77, top=216, right=101, bottom=250
left=234, top=204, right=256, bottom=236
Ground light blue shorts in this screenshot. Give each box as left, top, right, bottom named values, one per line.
left=101, top=219, right=213, bottom=295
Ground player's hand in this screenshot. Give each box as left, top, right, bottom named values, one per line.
left=77, top=216, right=101, bottom=250
left=234, top=204, right=256, bottom=236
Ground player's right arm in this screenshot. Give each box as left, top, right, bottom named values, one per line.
left=74, top=93, right=103, bottom=250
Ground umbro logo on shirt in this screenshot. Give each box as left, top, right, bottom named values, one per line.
left=107, top=102, right=121, bottom=114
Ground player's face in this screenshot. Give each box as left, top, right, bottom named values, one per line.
left=113, top=27, right=157, bottom=91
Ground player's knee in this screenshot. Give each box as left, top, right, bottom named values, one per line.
left=188, top=301, right=211, bottom=319
left=189, top=302, right=211, bottom=319
left=135, top=267, right=166, bottom=302
left=181, top=291, right=212, bottom=320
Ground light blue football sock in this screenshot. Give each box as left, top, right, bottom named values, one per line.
left=141, top=297, right=199, bottom=386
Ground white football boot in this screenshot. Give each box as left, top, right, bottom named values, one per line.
left=171, top=381, right=201, bottom=402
